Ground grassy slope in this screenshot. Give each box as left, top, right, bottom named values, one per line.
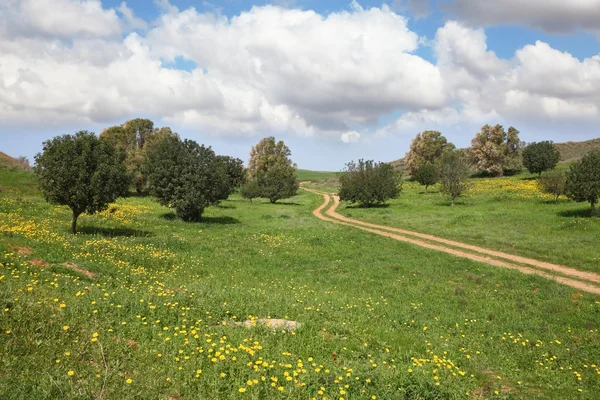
left=331, top=171, right=600, bottom=274
left=1, top=171, right=599, bottom=399
left=297, top=169, right=340, bottom=181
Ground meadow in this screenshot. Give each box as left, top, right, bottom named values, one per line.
left=1, top=167, right=599, bottom=399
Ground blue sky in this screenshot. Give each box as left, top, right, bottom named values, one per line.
left=1, top=0, right=600, bottom=170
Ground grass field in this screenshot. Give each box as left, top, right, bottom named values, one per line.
left=1, top=168, right=600, bottom=399
left=297, top=169, right=340, bottom=181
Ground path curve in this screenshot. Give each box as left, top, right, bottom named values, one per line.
left=302, top=184, right=600, bottom=296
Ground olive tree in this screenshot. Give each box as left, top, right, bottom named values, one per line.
left=566, top=150, right=600, bottom=215
left=438, top=150, right=471, bottom=206
left=34, top=131, right=129, bottom=233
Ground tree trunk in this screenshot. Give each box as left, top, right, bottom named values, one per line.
left=451, top=195, right=455, bottom=207
left=425, top=185, right=428, bottom=192
left=71, top=211, right=81, bottom=234
left=592, top=200, right=597, bottom=216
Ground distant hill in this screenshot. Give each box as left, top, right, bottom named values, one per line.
left=0, top=151, right=31, bottom=170
left=390, top=137, right=600, bottom=168
left=297, top=169, right=340, bottom=181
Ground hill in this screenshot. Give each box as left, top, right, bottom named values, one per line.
left=296, top=169, right=339, bottom=181
left=0, top=151, right=31, bottom=170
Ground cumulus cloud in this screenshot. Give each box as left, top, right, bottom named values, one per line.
left=447, top=0, right=600, bottom=34
left=341, top=131, right=361, bottom=144
left=1, top=0, right=600, bottom=145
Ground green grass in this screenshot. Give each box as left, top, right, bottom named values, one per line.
left=328, top=171, right=600, bottom=274
left=297, top=169, right=340, bottom=181
left=1, top=170, right=599, bottom=399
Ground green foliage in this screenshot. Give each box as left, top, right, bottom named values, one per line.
left=144, top=136, right=228, bottom=221
left=566, top=150, right=600, bottom=215
left=470, top=125, right=523, bottom=176
left=215, top=156, right=245, bottom=200
left=240, top=178, right=261, bottom=201
left=539, top=170, right=566, bottom=202
left=414, top=163, right=438, bottom=192
left=404, top=131, right=455, bottom=177
left=438, top=150, right=471, bottom=206
left=101, top=119, right=178, bottom=194
left=246, top=137, right=299, bottom=203
left=338, top=159, right=401, bottom=207
left=522, top=141, right=561, bottom=176
left=33, top=131, right=129, bottom=233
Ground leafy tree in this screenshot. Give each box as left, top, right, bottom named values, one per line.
left=414, top=163, right=438, bottom=192
left=339, top=159, right=401, bottom=207
left=240, top=179, right=261, bottom=202
left=215, top=156, right=245, bottom=200
left=405, top=131, right=455, bottom=178
left=566, top=150, right=600, bottom=215
left=522, top=141, right=561, bottom=176
left=470, top=124, right=522, bottom=176
left=144, top=136, right=229, bottom=221
left=246, top=137, right=299, bottom=203
left=438, top=150, right=471, bottom=206
left=33, top=131, right=129, bottom=233
left=539, top=170, right=566, bottom=202
left=101, top=119, right=178, bottom=194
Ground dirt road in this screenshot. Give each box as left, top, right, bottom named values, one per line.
left=302, top=185, right=600, bottom=296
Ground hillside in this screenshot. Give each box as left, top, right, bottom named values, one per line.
left=391, top=137, right=600, bottom=167
left=0, top=151, right=30, bottom=170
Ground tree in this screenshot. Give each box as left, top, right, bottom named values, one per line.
left=215, top=156, right=245, bottom=200
left=339, top=159, right=401, bottom=207
left=566, top=150, right=600, bottom=215
left=240, top=179, right=261, bottom=202
left=438, top=150, right=471, bottom=206
left=522, top=141, right=561, bottom=176
left=144, top=136, right=229, bottom=221
left=404, top=131, right=455, bottom=178
left=246, top=137, right=299, bottom=203
left=539, top=170, right=566, bottom=202
left=414, top=163, right=438, bottom=192
left=101, top=119, right=178, bottom=194
left=470, top=124, right=522, bottom=176
left=33, top=131, right=129, bottom=233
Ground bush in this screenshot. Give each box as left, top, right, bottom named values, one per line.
left=522, top=141, right=561, bottom=176
left=338, top=159, right=401, bottom=207
left=414, top=163, right=438, bottom=192
left=144, top=136, right=230, bottom=221
left=34, top=131, right=129, bottom=233
left=539, top=170, right=566, bottom=202
left=438, top=150, right=471, bottom=206
left=566, top=150, right=600, bottom=215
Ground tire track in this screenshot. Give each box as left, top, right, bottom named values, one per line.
left=302, top=185, right=600, bottom=296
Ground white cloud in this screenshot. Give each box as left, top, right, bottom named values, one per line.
left=341, top=130, right=361, bottom=144
left=447, top=0, right=600, bottom=35
left=117, top=2, right=148, bottom=31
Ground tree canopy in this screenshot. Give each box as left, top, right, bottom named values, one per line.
left=566, top=150, right=600, bottom=215
left=438, top=150, right=471, bottom=206
left=33, top=131, right=129, bottom=233
left=404, top=131, right=455, bottom=178
left=522, top=141, right=561, bottom=176
left=470, top=124, right=522, bottom=176
left=339, top=159, right=401, bottom=207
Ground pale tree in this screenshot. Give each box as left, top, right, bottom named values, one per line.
left=404, top=131, right=455, bottom=178
left=470, top=124, right=522, bottom=176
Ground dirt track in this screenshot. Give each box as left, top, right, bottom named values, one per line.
left=302, top=184, right=600, bottom=296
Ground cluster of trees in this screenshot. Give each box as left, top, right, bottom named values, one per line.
left=339, top=160, right=401, bottom=207
left=34, top=125, right=299, bottom=232
left=401, top=127, right=600, bottom=213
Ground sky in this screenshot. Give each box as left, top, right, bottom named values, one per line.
left=1, top=0, right=600, bottom=170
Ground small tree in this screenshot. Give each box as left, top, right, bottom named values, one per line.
left=34, top=131, right=129, bottom=233
left=339, top=160, right=401, bottom=207
left=215, top=156, right=245, bottom=201
left=144, top=136, right=230, bottom=221
left=522, top=141, right=561, bottom=176
left=539, top=170, right=566, bottom=202
left=404, top=131, right=455, bottom=178
left=240, top=179, right=261, bottom=202
left=246, top=137, right=299, bottom=203
left=438, top=150, right=471, bottom=206
left=414, top=163, right=438, bottom=192
left=566, top=150, right=600, bottom=215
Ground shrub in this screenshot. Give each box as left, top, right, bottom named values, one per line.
left=566, top=150, right=600, bottom=215
left=438, top=150, right=471, bottom=206
left=414, top=163, right=438, bottom=192
left=522, top=141, right=561, bottom=176
left=33, top=131, right=129, bottom=233
left=144, top=136, right=230, bottom=221
left=338, top=159, right=401, bottom=207
left=539, top=170, right=566, bottom=202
